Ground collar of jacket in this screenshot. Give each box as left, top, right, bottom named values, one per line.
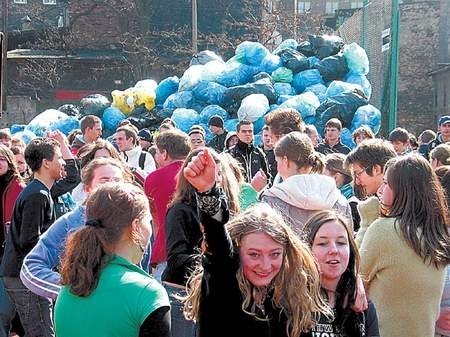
left=236, top=139, right=253, bottom=152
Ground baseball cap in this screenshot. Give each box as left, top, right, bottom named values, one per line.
left=439, top=115, right=450, bottom=126
left=138, top=129, right=152, bottom=143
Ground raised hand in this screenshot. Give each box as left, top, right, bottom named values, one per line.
left=251, top=169, right=267, bottom=192
left=183, top=149, right=217, bottom=193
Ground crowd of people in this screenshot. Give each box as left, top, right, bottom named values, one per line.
left=0, top=108, right=449, bottom=337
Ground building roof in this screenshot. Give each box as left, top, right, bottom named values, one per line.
left=7, top=49, right=127, bottom=61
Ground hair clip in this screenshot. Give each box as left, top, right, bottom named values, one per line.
left=86, top=219, right=103, bottom=228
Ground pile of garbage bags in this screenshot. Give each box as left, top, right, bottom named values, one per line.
left=10, top=34, right=381, bottom=149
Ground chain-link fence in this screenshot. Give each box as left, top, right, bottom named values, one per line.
left=338, top=0, right=395, bottom=135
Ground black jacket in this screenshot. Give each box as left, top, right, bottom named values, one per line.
left=162, top=202, right=202, bottom=286
left=208, top=130, right=228, bottom=153
left=228, top=140, right=270, bottom=183
left=317, top=140, right=351, bottom=155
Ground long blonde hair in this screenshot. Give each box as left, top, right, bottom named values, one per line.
left=184, top=203, right=331, bottom=336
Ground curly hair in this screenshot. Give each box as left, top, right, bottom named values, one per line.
left=184, top=203, right=331, bottom=337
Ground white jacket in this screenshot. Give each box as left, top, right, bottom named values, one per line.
left=262, top=174, right=353, bottom=234
left=122, top=145, right=156, bottom=178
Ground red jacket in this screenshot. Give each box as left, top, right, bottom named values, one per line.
left=144, top=161, right=183, bottom=265
left=2, top=177, right=25, bottom=234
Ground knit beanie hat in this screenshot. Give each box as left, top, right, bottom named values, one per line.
left=208, top=115, right=224, bottom=128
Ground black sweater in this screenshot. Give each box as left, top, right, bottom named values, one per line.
left=0, top=179, right=55, bottom=277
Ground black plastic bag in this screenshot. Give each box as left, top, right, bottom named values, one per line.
left=223, top=77, right=277, bottom=106
left=278, top=48, right=310, bottom=73
left=126, top=105, right=164, bottom=130
left=308, top=34, right=344, bottom=59
left=315, top=54, right=349, bottom=82
left=316, top=89, right=368, bottom=134
left=58, top=104, right=80, bottom=117
left=297, top=41, right=315, bottom=57
left=79, top=94, right=110, bottom=117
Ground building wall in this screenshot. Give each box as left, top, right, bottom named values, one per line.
left=397, top=1, right=441, bottom=134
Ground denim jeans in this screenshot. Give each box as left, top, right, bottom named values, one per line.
left=0, top=278, right=15, bottom=337
left=163, top=282, right=197, bottom=337
left=3, top=277, right=54, bottom=337
left=152, top=261, right=167, bottom=284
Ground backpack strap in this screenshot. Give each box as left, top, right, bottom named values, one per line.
left=139, top=151, right=147, bottom=170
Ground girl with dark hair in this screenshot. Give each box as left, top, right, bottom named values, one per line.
left=360, top=154, right=450, bottom=337
left=261, top=132, right=352, bottom=234
left=303, top=210, right=379, bottom=336
left=54, top=183, right=170, bottom=337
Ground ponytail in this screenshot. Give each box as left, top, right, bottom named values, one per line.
left=308, top=153, right=324, bottom=174
left=59, top=225, right=110, bottom=297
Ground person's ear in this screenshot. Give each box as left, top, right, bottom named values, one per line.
left=162, top=149, right=168, bottom=161
left=372, top=164, right=382, bottom=176
left=41, top=158, right=50, bottom=169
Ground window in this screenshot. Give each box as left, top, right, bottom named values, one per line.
left=43, top=0, right=56, bottom=4
left=297, top=1, right=310, bottom=13
left=351, top=1, right=363, bottom=9
left=13, top=0, right=27, bottom=4
left=325, top=1, right=339, bottom=14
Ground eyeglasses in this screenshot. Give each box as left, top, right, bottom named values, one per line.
left=191, top=139, right=204, bottom=144
left=353, top=166, right=369, bottom=178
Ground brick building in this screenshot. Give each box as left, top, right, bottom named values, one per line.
left=429, top=0, right=450, bottom=119
left=337, top=0, right=446, bottom=135
left=280, top=0, right=363, bottom=15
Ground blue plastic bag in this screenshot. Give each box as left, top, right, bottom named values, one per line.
left=200, top=105, right=228, bottom=124
left=273, top=39, right=299, bottom=55
left=26, top=109, right=79, bottom=137
left=10, top=124, right=25, bottom=134
left=234, top=41, right=270, bottom=66
left=292, top=69, right=324, bottom=93
left=326, top=80, right=363, bottom=98
left=344, top=74, right=372, bottom=100
left=102, top=107, right=126, bottom=132
left=163, top=91, right=194, bottom=109
left=13, top=130, right=36, bottom=145
left=224, top=118, right=239, bottom=132
left=278, top=92, right=320, bottom=119
left=341, top=128, right=356, bottom=149
left=192, top=81, right=226, bottom=105
left=237, top=94, right=269, bottom=122
left=343, top=43, right=369, bottom=75
left=52, top=116, right=80, bottom=136
left=274, top=83, right=295, bottom=97
left=253, top=116, right=266, bottom=134
left=350, top=104, right=381, bottom=134
left=202, top=61, right=227, bottom=82
left=155, top=76, right=180, bottom=106
left=199, top=123, right=214, bottom=142
left=171, top=108, right=200, bottom=133
left=259, top=54, right=283, bottom=73
left=216, top=62, right=259, bottom=87
left=179, top=65, right=204, bottom=91
left=305, top=83, right=328, bottom=103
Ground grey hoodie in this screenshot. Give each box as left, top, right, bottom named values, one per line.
left=261, top=174, right=353, bottom=235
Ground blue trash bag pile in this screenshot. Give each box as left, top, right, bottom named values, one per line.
left=14, top=35, right=379, bottom=149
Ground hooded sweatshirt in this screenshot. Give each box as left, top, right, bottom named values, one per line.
left=261, top=174, right=353, bottom=234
